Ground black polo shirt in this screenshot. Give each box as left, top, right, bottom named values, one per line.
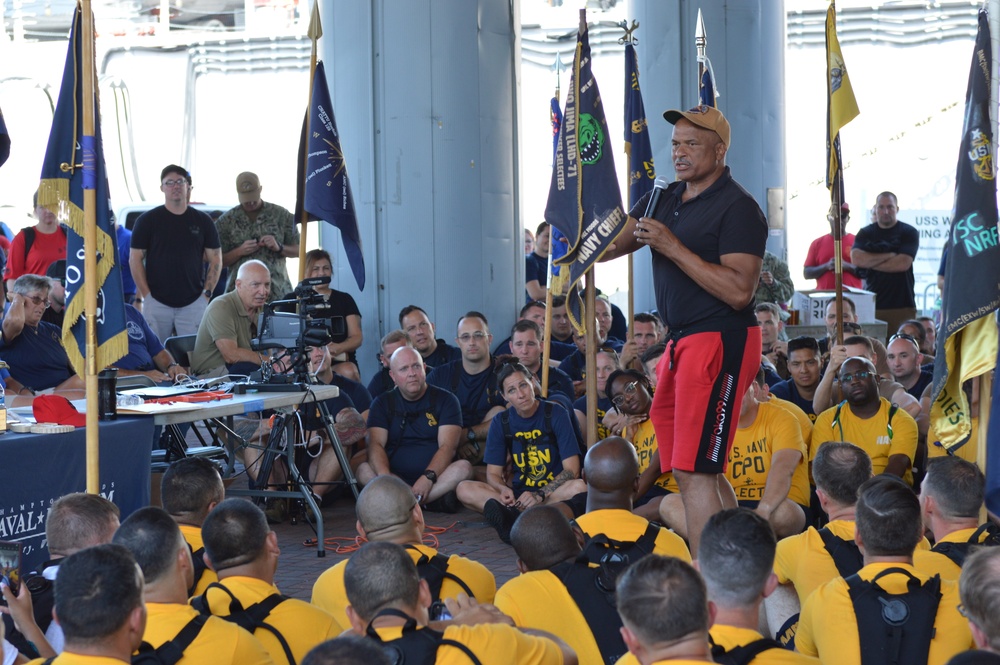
left=630, top=167, right=767, bottom=330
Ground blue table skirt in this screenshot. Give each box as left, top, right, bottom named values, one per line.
left=0, top=417, right=154, bottom=570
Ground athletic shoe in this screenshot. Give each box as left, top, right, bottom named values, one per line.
left=424, top=490, right=461, bottom=514
left=484, top=499, right=519, bottom=544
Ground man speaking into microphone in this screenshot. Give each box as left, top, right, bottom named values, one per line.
left=602, top=105, right=767, bottom=555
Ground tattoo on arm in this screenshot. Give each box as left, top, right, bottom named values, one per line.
left=540, top=468, right=576, bottom=498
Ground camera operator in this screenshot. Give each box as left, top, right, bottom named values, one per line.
left=280, top=249, right=363, bottom=382
left=192, top=261, right=288, bottom=377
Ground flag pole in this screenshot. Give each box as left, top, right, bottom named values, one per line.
left=81, top=0, right=100, bottom=493
left=541, top=250, right=552, bottom=399
left=620, top=20, right=638, bottom=330
left=580, top=8, right=597, bottom=447
left=298, top=0, right=322, bottom=282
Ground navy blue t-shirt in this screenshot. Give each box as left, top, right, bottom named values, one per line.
left=573, top=394, right=613, bottom=440
left=329, top=373, right=372, bottom=413
left=906, top=369, right=934, bottom=400
left=768, top=379, right=817, bottom=420
left=483, top=402, right=580, bottom=493
left=525, top=252, right=548, bottom=303
left=535, top=366, right=575, bottom=402
left=367, top=385, right=462, bottom=484
left=427, top=359, right=505, bottom=428
left=367, top=367, right=394, bottom=400
left=423, top=340, right=462, bottom=369
left=116, top=305, right=164, bottom=371
left=0, top=320, right=73, bottom=390
left=302, top=390, right=355, bottom=432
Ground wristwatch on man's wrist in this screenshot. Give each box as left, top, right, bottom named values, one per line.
left=422, top=469, right=438, bottom=484
left=467, top=429, right=476, bottom=442
left=203, top=289, right=212, bottom=299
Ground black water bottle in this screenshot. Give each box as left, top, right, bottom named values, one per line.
left=97, top=368, right=118, bottom=421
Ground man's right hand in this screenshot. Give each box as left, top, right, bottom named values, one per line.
left=239, top=239, right=258, bottom=256
left=828, top=345, right=849, bottom=373
left=442, top=594, right=514, bottom=627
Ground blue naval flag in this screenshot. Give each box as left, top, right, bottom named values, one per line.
left=699, top=57, right=716, bottom=108
left=624, top=42, right=654, bottom=209
left=930, top=9, right=1000, bottom=457
left=543, top=14, right=625, bottom=333
left=300, top=61, right=365, bottom=291
left=38, top=5, right=127, bottom=375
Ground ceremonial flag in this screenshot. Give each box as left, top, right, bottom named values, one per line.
left=298, top=61, right=364, bottom=291
left=38, top=5, right=127, bottom=376
left=550, top=92, right=562, bottom=163
left=624, top=42, right=654, bottom=209
left=930, top=9, right=1000, bottom=455
left=825, top=0, right=860, bottom=189
left=0, top=105, right=9, bottom=168
left=544, top=13, right=625, bottom=333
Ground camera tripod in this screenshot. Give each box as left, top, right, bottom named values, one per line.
left=227, top=349, right=362, bottom=556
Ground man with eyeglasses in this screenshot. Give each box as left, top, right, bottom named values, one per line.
left=0, top=273, right=82, bottom=392
left=887, top=333, right=933, bottom=399
left=130, top=164, right=222, bottom=342
left=398, top=305, right=460, bottom=369
left=811, top=357, right=918, bottom=484
left=427, top=312, right=507, bottom=466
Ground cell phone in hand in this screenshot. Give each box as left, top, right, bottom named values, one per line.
left=0, top=539, right=22, bottom=598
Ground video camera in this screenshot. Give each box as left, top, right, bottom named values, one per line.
left=251, top=276, right=344, bottom=354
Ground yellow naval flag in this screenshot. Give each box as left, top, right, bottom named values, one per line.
left=826, top=0, right=860, bottom=188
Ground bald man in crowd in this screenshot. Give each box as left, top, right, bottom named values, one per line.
left=311, top=475, right=495, bottom=625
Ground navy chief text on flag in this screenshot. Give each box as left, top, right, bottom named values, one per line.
left=544, top=16, right=625, bottom=333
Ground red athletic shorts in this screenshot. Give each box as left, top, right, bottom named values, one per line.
left=651, top=325, right=761, bottom=474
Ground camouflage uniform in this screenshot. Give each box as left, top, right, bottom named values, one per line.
left=216, top=201, right=299, bottom=302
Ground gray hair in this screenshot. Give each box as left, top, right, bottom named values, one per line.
left=236, top=260, right=269, bottom=280
left=12, top=274, right=52, bottom=296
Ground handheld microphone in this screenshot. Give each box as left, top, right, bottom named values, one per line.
left=643, top=175, right=671, bottom=219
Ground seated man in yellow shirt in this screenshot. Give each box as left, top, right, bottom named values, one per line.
left=311, top=475, right=495, bottom=625
left=496, top=505, right=624, bottom=665
left=113, top=506, right=273, bottom=665
left=300, top=635, right=391, bottom=665
left=725, top=371, right=810, bottom=538
left=616, top=555, right=716, bottom=665
left=342, top=541, right=573, bottom=665
left=796, top=476, right=973, bottom=663
left=196, top=499, right=342, bottom=665
left=920, top=456, right=999, bottom=581
left=570, top=435, right=690, bottom=563
left=160, top=457, right=224, bottom=597
left=811, top=357, right=917, bottom=483
left=766, top=441, right=873, bottom=646
left=27, top=545, right=145, bottom=665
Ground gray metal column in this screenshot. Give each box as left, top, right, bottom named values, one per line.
left=320, top=1, right=520, bottom=379
left=629, top=0, right=786, bottom=316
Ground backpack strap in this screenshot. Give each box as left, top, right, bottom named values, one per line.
left=192, top=582, right=296, bottom=665
left=365, top=608, right=483, bottom=665
left=131, top=614, right=208, bottom=665
left=710, top=635, right=786, bottom=665
left=931, top=522, right=1000, bottom=568
left=187, top=544, right=209, bottom=597
left=845, top=568, right=941, bottom=665
left=500, top=409, right=513, bottom=455
left=23, top=226, right=35, bottom=263
left=818, top=526, right=864, bottom=578
left=552, top=556, right=628, bottom=665
left=405, top=545, right=475, bottom=600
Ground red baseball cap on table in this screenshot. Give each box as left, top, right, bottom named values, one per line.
left=32, top=395, right=87, bottom=428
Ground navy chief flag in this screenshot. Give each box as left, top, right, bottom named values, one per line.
left=624, top=42, right=654, bottom=209
left=931, top=9, right=1000, bottom=458
left=38, top=5, right=127, bottom=376
left=298, top=61, right=365, bottom=291
left=544, top=12, right=625, bottom=333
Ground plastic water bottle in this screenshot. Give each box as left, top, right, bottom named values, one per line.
left=0, top=381, right=7, bottom=433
